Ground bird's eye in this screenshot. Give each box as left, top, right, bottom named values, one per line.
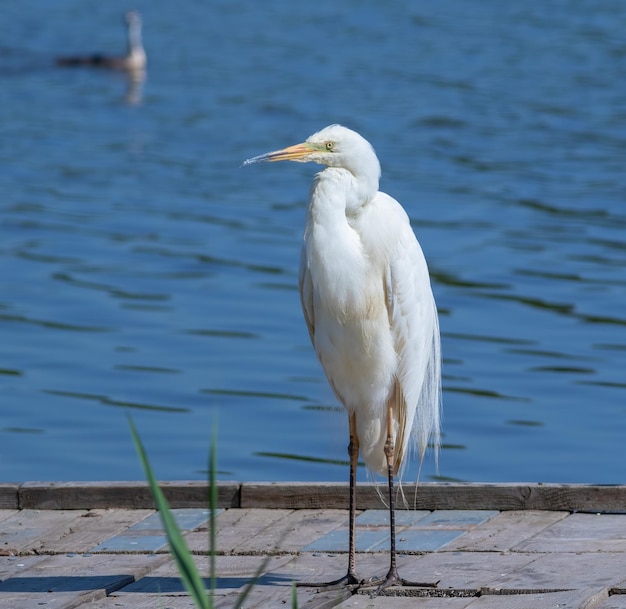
left=325, top=141, right=334, bottom=151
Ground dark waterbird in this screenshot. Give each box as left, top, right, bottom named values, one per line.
left=55, top=10, right=146, bottom=71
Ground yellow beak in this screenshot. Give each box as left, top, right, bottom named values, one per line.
left=244, top=142, right=315, bottom=165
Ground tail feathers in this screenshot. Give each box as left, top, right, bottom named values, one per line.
left=356, top=380, right=408, bottom=478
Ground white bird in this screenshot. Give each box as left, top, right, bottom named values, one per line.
left=56, top=10, right=146, bottom=71
left=244, top=124, right=442, bottom=593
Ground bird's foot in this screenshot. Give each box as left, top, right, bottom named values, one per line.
left=296, top=571, right=362, bottom=591
left=362, top=568, right=439, bottom=597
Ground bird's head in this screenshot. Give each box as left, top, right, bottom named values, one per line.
left=244, top=124, right=381, bottom=183
left=126, top=10, right=142, bottom=27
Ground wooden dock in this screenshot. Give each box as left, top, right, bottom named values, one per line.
left=1, top=482, right=625, bottom=608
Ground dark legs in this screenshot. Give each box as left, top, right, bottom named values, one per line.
left=368, top=404, right=404, bottom=590
left=368, top=403, right=438, bottom=594
left=381, top=404, right=402, bottom=585
left=345, top=411, right=360, bottom=584
left=296, top=412, right=362, bottom=589
left=297, top=407, right=437, bottom=595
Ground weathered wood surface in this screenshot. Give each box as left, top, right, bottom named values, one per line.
left=18, top=481, right=241, bottom=510
left=5, top=481, right=626, bottom=512
left=0, top=484, right=625, bottom=608
left=239, top=482, right=626, bottom=512
left=0, top=485, right=18, bottom=511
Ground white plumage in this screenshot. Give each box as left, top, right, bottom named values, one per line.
left=245, top=124, right=441, bottom=592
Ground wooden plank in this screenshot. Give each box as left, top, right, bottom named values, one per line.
left=1, top=501, right=623, bottom=608
left=0, top=486, right=18, bottom=511
left=0, top=554, right=166, bottom=609
left=468, top=590, right=596, bottom=609
left=26, top=579, right=602, bottom=609
left=142, top=555, right=314, bottom=609
left=0, top=591, right=105, bottom=608
left=281, top=548, right=361, bottom=581
left=594, top=595, right=626, bottom=609
left=523, top=485, right=626, bottom=513
left=336, top=597, right=475, bottom=608
left=0, top=512, right=18, bottom=526
left=129, top=508, right=210, bottom=531
left=33, top=509, right=154, bottom=554
left=242, top=482, right=425, bottom=510
left=416, top=510, right=499, bottom=526
left=303, top=527, right=463, bottom=554
left=115, top=553, right=313, bottom=609
left=0, top=553, right=171, bottom=609
left=216, top=585, right=346, bottom=609
left=513, top=512, right=626, bottom=553
left=445, top=510, right=569, bottom=552
left=305, top=528, right=467, bottom=553
left=241, top=482, right=626, bottom=511
left=270, top=550, right=382, bottom=589
left=205, top=508, right=292, bottom=554
left=495, top=552, right=626, bottom=590
left=90, top=508, right=210, bottom=553
left=10, top=482, right=626, bottom=511
left=277, top=550, right=443, bottom=591
left=463, top=589, right=608, bottom=609
left=0, top=556, right=49, bottom=581
left=185, top=506, right=253, bottom=553
left=270, top=553, right=449, bottom=604
left=396, top=551, right=537, bottom=590
left=230, top=509, right=349, bottom=554
left=113, top=553, right=295, bottom=593
left=19, top=481, right=240, bottom=510
left=77, top=596, right=201, bottom=608
left=356, top=510, right=430, bottom=525
left=303, top=509, right=498, bottom=554
left=0, top=509, right=88, bottom=555
left=185, top=508, right=293, bottom=554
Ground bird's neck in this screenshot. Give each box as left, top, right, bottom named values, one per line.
left=305, top=172, right=371, bottom=313
left=124, top=23, right=145, bottom=70
left=127, top=22, right=144, bottom=56
left=314, top=167, right=378, bottom=217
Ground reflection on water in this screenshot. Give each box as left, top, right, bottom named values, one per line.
left=0, top=0, right=625, bottom=484
left=125, top=68, right=145, bottom=105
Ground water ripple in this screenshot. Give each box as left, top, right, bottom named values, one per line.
left=1, top=0, right=624, bottom=483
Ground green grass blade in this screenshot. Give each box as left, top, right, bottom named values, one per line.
left=209, top=421, right=218, bottom=597
left=129, top=416, right=211, bottom=609
left=232, top=553, right=273, bottom=609
left=291, top=582, right=298, bottom=608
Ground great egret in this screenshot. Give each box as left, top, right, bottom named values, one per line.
left=56, top=11, right=146, bottom=71
left=244, top=124, right=441, bottom=593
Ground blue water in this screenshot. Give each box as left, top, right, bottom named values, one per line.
left=1, top=1, right=625, bottom=484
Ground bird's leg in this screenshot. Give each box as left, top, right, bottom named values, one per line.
left=346, top=411, right=360, bottom=583
left=296, top=412, right=362, bottom=590
left=366, top=403, right=438, bottom=595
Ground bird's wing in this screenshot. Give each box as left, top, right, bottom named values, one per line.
left=298, top=244, right=315, bottom=344
left=384, top=203, right=441, bottom=474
